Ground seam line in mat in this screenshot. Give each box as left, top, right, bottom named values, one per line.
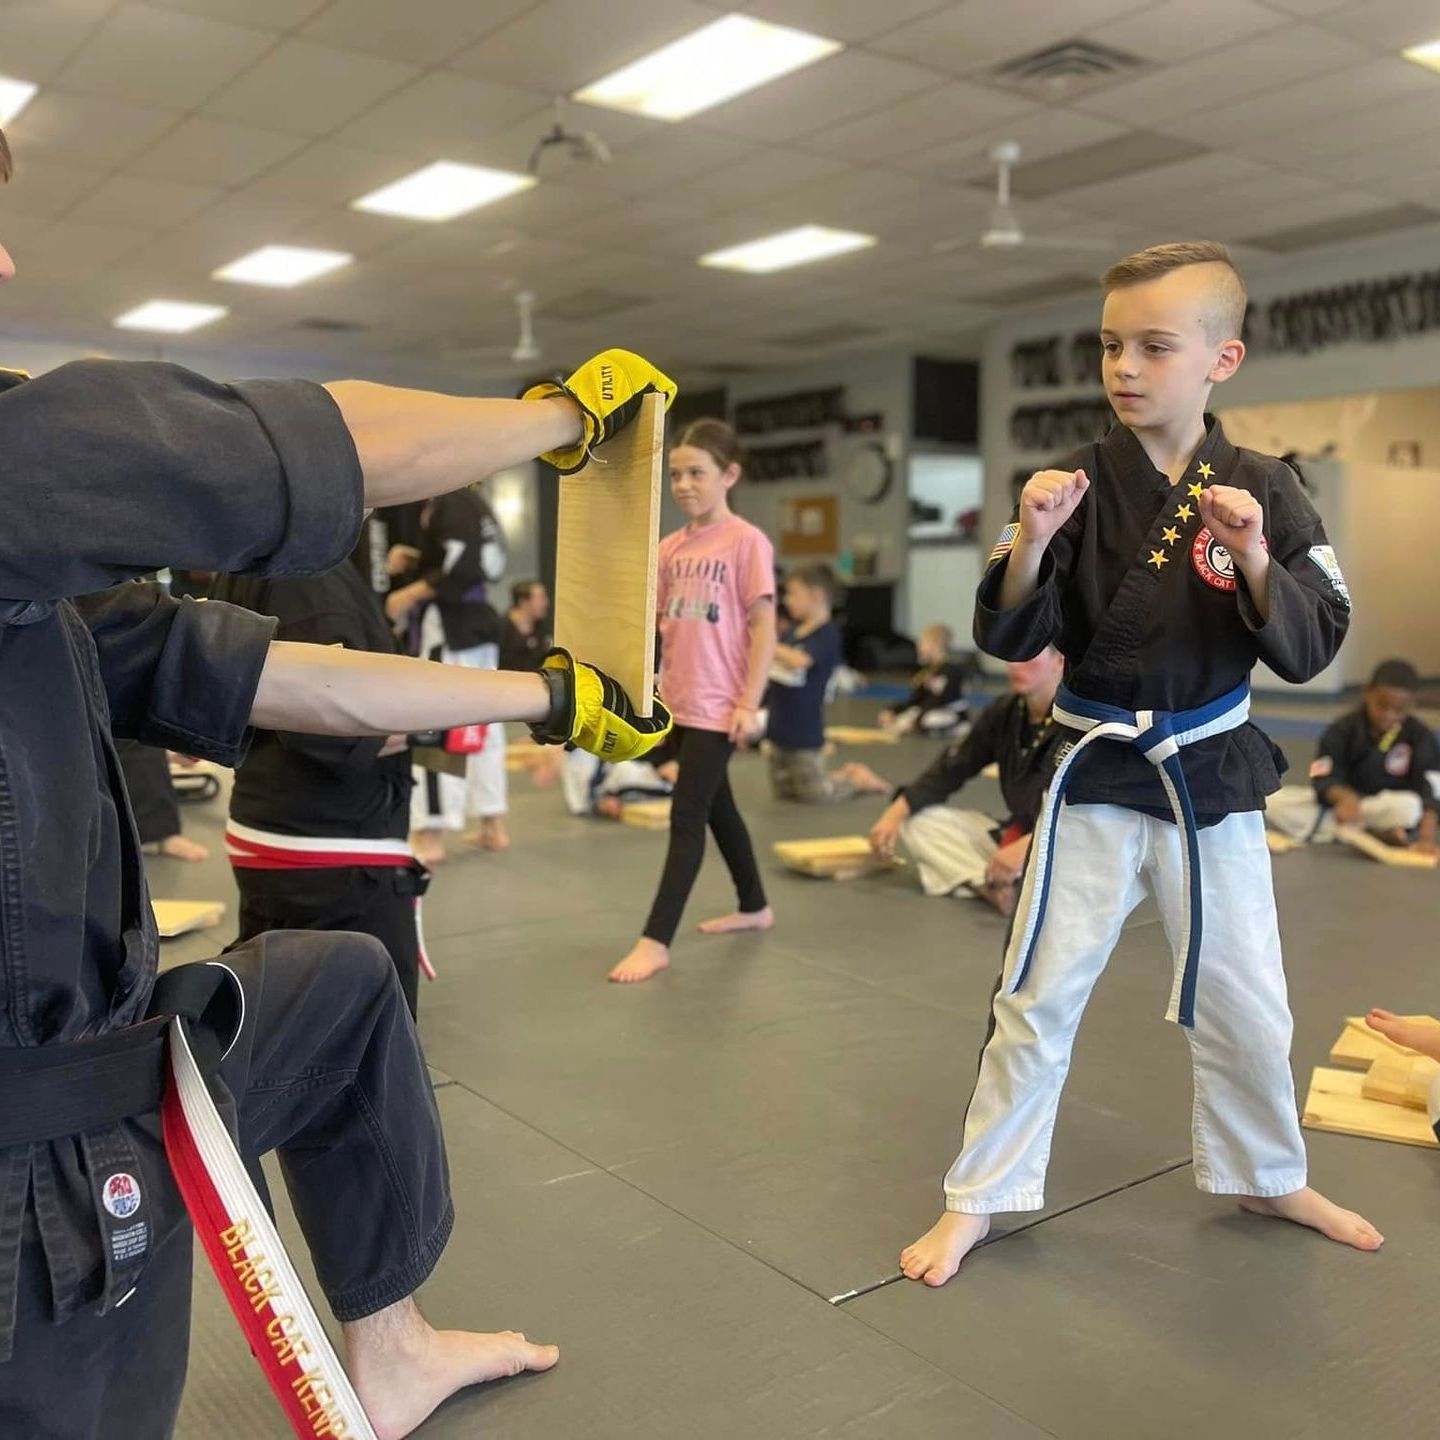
left=830, top=1157, right=1194, bottom=1307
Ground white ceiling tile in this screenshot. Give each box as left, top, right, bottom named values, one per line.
left=1316, top=0, right=1440, bottom=50
left=870, top=0, right=1157, bottom=76
left=0, top=155, right=105, bottom=219
left=204, top=40, right=421, bottom=137
left=54, top=3, right=278, bottom=109
left=143, top=0, right=332, bottom=25
left=739, top=0, right=958, bottom=43
left=799, top=79, right=1038, bottom=165
left=127, top=117, right=308, bottom=187
left=0, top=1, right=120, bottom=84
left=331, top=71, right=549, bottom=158
left=68, top=173, right=223, bottom=229
left=5, top=91, right=182, bottom=170
left=239, top=142, right=428, bottom=208
left=300, top=0, right=534, bottom=66
left=694, top=51, right=946, bottom=143
left=448, top=0, right=722, bottom=95
left=1259, top=0, right=1351, bottom=14
left=663, top=147, right=850, bottom=213
left=897, top=108, right=1127, bottom=183
left=1082, top=0, right=1285, bottom=61
left=1071, top=24, right=1369, bottom=121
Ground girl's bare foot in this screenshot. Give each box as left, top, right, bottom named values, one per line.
left=697, top=905, right=775, bottom=935
left=412, top=830, right=447, bottom=868
left=1367, top=1009, right=1440, bottom=1062
left=1237, top=1186, right=1383, bottom=1250
left=155, top=834, right=209, bottom=863
left=609, top=938, right=670, bottom=983
left=344, top=1298, right=558, bottom=1440
left=900, top=1212, right=991, bottom=1287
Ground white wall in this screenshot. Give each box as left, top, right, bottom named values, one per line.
left=980, top=226, right=1440, bottom=689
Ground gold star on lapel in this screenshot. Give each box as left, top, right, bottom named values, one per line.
left=1162, top=526, right=1180, bottom=544
left=1197, top=461, right=1215, bottom=479
left=1175, top=503, right=1194, bottom=522
left=1148, top=549, right=1169, bottom=568
left=1187, top=482, right=1203, bottom=500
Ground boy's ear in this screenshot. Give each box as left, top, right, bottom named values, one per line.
left=1209, top=338, right=1245, bottom=385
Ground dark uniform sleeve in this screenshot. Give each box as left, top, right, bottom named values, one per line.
left=1237, top=465, right=1350, bottom=683
left=73, top=585, right=277, bottom=766
left=1409, top=723, right=1440, bottom=816
left=421, top=494, right=507, bottom=602
left=973, top=509, right=1081, bottom=661
left=900, top=697, right=1006, bottom=814
left=0, top=360, right=363, bottom=601
left=1309, top=715, right=1353, bottom=804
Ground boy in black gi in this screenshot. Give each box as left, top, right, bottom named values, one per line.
left=901, top=241, right=1382, bottom=1288
left=0, top=123, right=675, bottom=1440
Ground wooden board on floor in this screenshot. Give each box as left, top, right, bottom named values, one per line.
left=1361, top=1053, right=1440, bottom=1110
left=620, top=799, right=671, bottom=830
left=1302, top=1067, right=1438, bottom=1148
left=1335, top=825, right=1438, bottom=868
left=152, top=899, right=226, bottom=938
left=824, top=726, right=899, bottom=746
left=1265, top=829, right=1300, bottom=854
left=553, top=391, right=664, bottom=717
left=773, top=835, right=898, bottom=880
left=1330, top=1015, right=1440, bottom=1069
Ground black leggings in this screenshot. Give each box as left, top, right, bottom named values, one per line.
left=643, top=725, right=767, bottom=944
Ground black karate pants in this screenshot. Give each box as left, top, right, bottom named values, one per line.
left=643, top=725, right=767, bottom=945
left=236, top=864, right=424, bottom=1018
left=0, top=929, right=452, bottom=1440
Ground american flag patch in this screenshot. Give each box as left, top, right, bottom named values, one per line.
left=1309, top=755, right=1333, bottom=779
left=988, top=522, right=1021, bottom=565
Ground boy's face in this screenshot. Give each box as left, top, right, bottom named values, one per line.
left=917, top=632, right=945, bottom=665
left=1100, top=265, right=1243, bottom=432
left=526, top=585, right=549, bottom=621
left=784, top=577, right=822, bottom=619
left=1364, top=684, right=1414, bottom=733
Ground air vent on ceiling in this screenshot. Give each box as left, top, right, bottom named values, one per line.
left=990, top=39, right=1146, bottom=98
left=295, top=316, right=367, bottom=333
left=770, top=321, right=886, bottom=348
left=541, top=287, right=647, bottom=321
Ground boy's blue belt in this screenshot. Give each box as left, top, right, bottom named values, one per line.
left=1009, top=679, right=1252, bottom=1029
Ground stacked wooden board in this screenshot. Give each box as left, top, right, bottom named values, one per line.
left=773, top=836, right=900, bottom=881
left=1301, top=1015, right=1440, bottom=1149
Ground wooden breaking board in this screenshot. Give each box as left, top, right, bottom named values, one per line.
left=1302, top=1067, right=1438, bottom=1149
left=153, top=899, right=226, bottom=938
left=620, top=799, right=671, bottom=830
left=1335, top=825, right=1438, bottom=868
left=1329, top=1015, right=1440, bottom=1069
left=553, top=392, right=665, bottom=718
left=824, top=726, right=899, bottom=746
left=773, top=835, right=899, bottom=880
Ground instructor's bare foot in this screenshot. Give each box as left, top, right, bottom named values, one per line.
left=1237, top=1187, right=1383, bottom=1251
left=155, top=834, right=210, bottom=863
left=1366, top=1009, right=1440, bottom=1062
left=465, top=817, right=510, bottom=852
left=697, top=906, right=775, bottom=935
left=609, top=938, right=670, bottom=983
left=900, top=1212, right=991, bottom=1287
left=345, top=1298, right=558, bottom=1440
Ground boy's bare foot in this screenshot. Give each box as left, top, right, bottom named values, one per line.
left=344, top=1297, right=558, bottom=1440
left=1237, top=1187, right=1383, bottom=1250
left=900, top=1212, right=991, bottom=1287
left=594, top=795, right=624, bottom=820
left=155, top=834, right=209, bottom=863
left=697, top=905, right=775, bottom=935
left=412, top=830, right=447, bottom=868
left=609, top=938, right=670, bottom=983
left=836, top=761, right=890, bottom=795
left=1366, top=1009, right=1440, bottom=1062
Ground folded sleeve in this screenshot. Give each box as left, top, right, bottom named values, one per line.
left=0, top=360, right=363, bottom=601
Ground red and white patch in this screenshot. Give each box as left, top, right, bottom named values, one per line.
left=1309, top=756, right=1334, bottom=779
left=102, top=1172, right=142, bottom=1219
left=1384, top=741, right=1412, bottom=777
left=1191, top=528, right=1236, bottom=591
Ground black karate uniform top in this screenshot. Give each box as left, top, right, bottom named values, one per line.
left=976, top=417, right=1350, bottom=821
left=213, top=561, right=411, bottom=840
left=899, top=658, right=974, bottom=718
left=0, top=359, right=361, bottom=1355
left=420, top=488, right=507, bottom=651
left=1310, top=708, right=1440, bottom=815
left=900, top=693, right=1066, bottom=834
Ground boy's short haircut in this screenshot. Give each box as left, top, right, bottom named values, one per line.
left=511, top=579, right=541, bottom=607
left=1100, top=241, right=1247, bottom=344
left=791, top=563, right=837, bottom=606
left=921, top=623, right=953, bottom=650
left=1368, top=658, right=1420, bottom=691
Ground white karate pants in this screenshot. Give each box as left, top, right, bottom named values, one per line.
left=943, top=804, right=1308, bottom=1213
left=1266, top=785, right=1423, bottom=842
left=900, top=808, right=999, bottom=897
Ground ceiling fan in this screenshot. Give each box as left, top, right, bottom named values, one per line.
left=444, top=288, right=545, bottom=372
left=933, top=142, right=1114, bottom=256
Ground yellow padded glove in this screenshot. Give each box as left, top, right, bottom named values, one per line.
left=529, top=647, right=673, bottom=761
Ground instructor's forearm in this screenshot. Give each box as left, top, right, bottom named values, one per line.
left=252, top=641, right=549, bottom=735
left=323, top=383, right=583, bottom=509
left=997, top=540, right=1047, bottom=611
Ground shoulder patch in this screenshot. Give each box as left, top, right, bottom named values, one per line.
left=988, top=522, right=1020, bottom=567
left=1309, top=755, right=1333, bottom=779
left=1306, top=544, right=1351, bottom=609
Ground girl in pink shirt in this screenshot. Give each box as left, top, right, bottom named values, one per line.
left=610, top=420, right=777, bottom=982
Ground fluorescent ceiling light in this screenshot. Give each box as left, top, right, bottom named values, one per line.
left=114, top=300, right=228, bottom=334
left=0, top=77, right=38, bottom=125
left=1402, top=38, right=1440, bottom=72
left=700, top=225, right=876, bottom=274
left=352, top=161, right=534, bottom=221
left=574, top=15, right=841, bottom=121
left=214, top=245, right=353, bottom=287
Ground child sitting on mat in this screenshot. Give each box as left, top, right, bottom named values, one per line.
left=880, top=624, right=975, bottom=737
